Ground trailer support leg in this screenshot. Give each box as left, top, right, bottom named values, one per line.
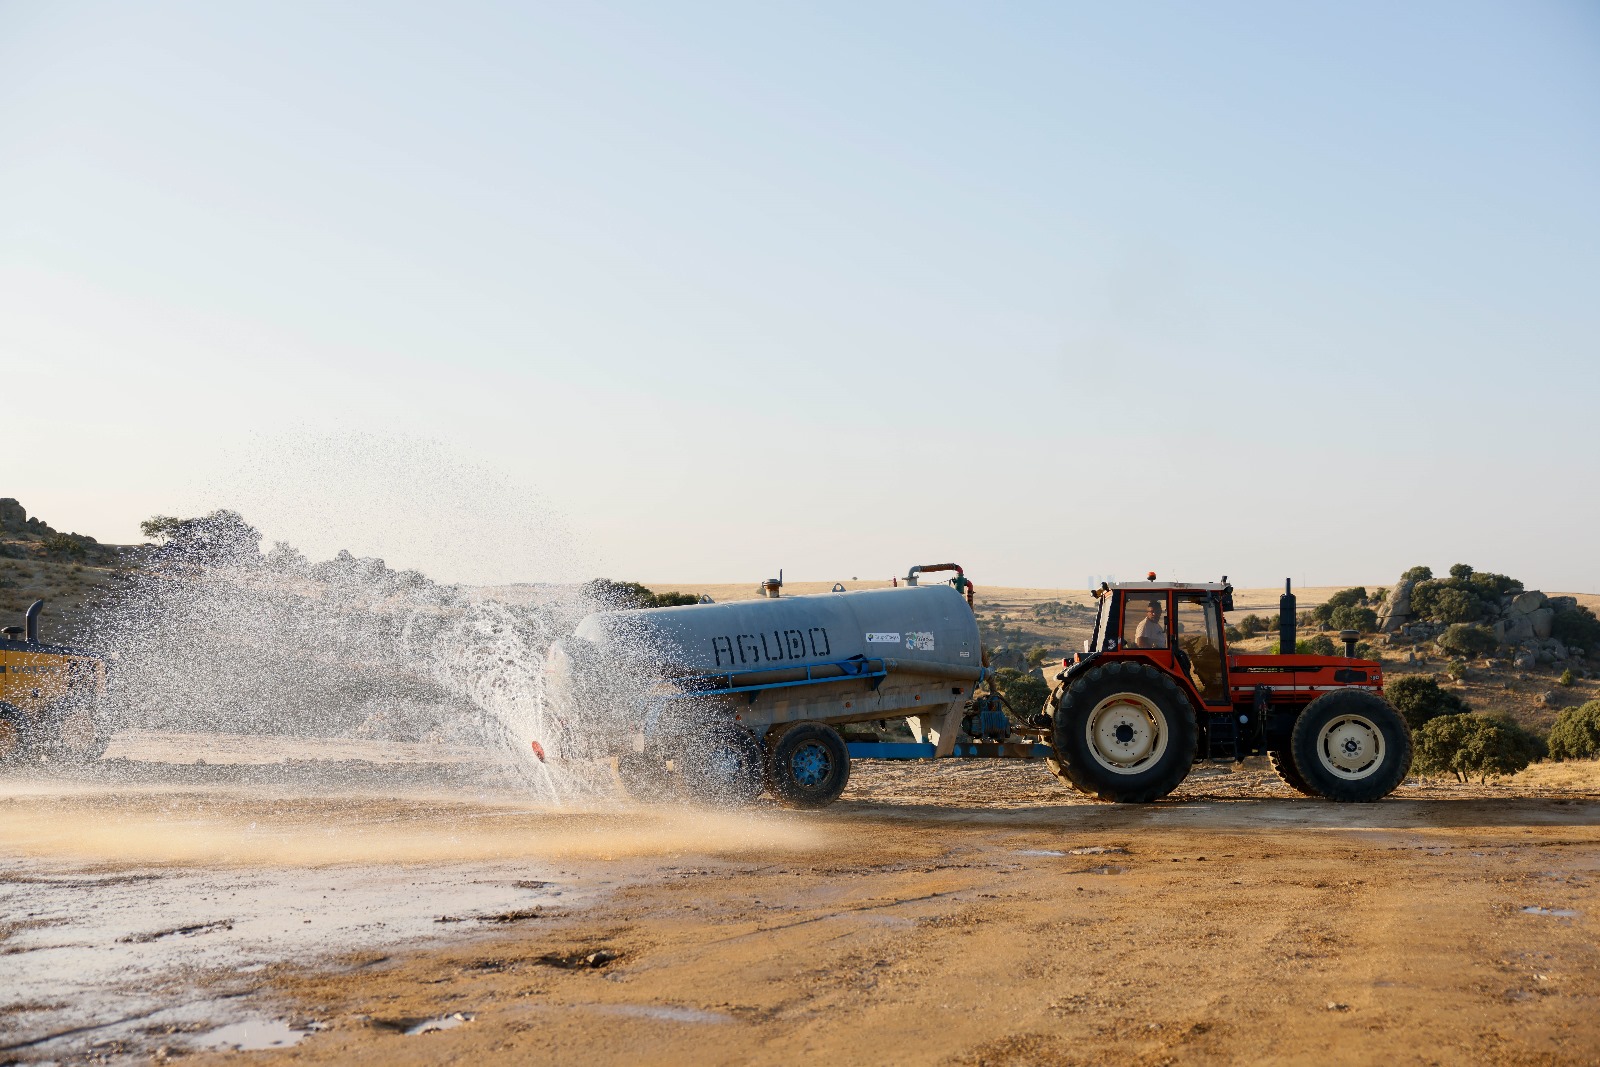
left=908, top=702, right=965, bottom=758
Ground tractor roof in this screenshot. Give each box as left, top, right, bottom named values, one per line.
left=1103, top=581, right=1229, bottom=593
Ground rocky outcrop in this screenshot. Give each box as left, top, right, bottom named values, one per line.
left=1377, top=579, right=1416, bottom=633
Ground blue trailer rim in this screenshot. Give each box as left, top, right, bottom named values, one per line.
left=790, top=741, right=833, bottom=787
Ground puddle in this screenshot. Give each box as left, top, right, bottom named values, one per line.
left=1069, top=846, right=1129, bottom=856
left=1521, top=906, right=1579, bottom=917
left=199, top=1018, right=307, bottom=1051
left=405, top=1012, right=475, bottom=1035
left=1076, top=865, right=1129, bottom=875
left=592, top=1004, right=732, bottom=1024
left=1015, top=849, right=1065, bottom=857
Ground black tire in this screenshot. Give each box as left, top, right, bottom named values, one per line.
left=46, top=699, right=110, bottom=764
left=675, top=722, right=765, bottom=806
left=1049, top=661, right=1198, bottom=803
left=766, top=722, right=851, bottom=809
left=1289, top=689, right=1412, bottom=803
left=0, top=703, right=36, bottom=765
left=615, top=751, right=673, bottom=803
left=1268, top=748, right=1319, bottom=797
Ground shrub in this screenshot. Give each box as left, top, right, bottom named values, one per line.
left=651, top=591, right=701, bottom=607
left=1548, top=701, right=1600, bottom=761
left=1224, top=625, right=1243, bottom=643
left=993, top=668, right=1051, bottom=718
left=1438, top=623, right=1497, bottom=658
left=1306, top=634, right=1336, bottom=656
left=1328, top=605, right=1379, bottom=633
left=1551, top=604, right=1600, bottom=654
left=42, top=533, right=86, bottom=559
left=1402, top=565, right=1433, bottom=583
left=1025, top=645, right=1052, bottom=669
left=1413, top=714, right=1545, bottom=782
left=1449, top=563, right=1474, bottom=580
left=1353, top=641, right=1374, bottom=659
left=1558, top=668, right=1576, bottom=688
left=1386, top=675, right=1471, bottom=732
left=1237, top=614, right=1265, bottom=638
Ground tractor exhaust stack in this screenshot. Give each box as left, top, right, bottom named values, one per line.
left=24, top=600, right=43, bottom=645
left=1279, top=580, right=1296, bottom=655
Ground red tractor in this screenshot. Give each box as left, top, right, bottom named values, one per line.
left=1047, top=578, right=1411, bottom=803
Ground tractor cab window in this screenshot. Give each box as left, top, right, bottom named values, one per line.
left=1123, top=593, right=1168, bottom=650
left=1175, top=593, right=1228, bottom=704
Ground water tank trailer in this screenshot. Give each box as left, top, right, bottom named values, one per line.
left=542, top=566, right=1412, bottom=807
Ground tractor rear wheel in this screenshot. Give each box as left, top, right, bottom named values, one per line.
left=1049, top=662, right=1198, bottom=803
left=766, top=722, right=851, bottom=809
left=1268, top=748, right=1319, bottom=797
left=1289, top=689, right=1411, bottom=802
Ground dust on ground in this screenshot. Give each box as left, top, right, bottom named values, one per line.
left=4, top=737, right=1600, bottom=1065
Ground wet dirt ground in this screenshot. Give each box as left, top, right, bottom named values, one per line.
left=3, top=737, right=1599, bottom=1065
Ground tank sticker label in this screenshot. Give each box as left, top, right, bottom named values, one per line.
left=866, top=632, right=900, bottom=643
left=905, top=631, right=935, bottom=651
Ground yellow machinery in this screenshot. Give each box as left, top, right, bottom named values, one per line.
left=0, top=600, right=108, bottom=762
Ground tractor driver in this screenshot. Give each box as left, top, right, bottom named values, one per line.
left=1134, top=597, right=1167, bottom=649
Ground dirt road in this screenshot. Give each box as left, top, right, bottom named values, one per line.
left=3, top=745, right=1598, bottom=1065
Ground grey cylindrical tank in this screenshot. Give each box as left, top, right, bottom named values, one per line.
left=572, top=584, right=981, bottom=678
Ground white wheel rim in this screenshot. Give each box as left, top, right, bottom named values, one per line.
left=1317, top=714, right=1384, bottom=780
left=1085, top=693, right=1168, bottom=775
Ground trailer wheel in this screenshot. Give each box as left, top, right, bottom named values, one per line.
left=767, top=722, right=851, bottom=809
left=1049, top=662, right=1197, bottom=803
left=615, top=751, right=673, bottom=803
left=1289, top=690, right=1411, bottom=803
left=1268, top=748, right=1319, bottom=797
left=676, top=723, right=765, bottom=806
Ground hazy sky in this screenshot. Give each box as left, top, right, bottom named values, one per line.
left=3, top=2, right=1597, bottom=590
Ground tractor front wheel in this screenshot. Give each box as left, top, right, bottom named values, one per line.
left=1289, top=690, right=1412, bottom=802
left=1049, top=662, right=1198, bottom=803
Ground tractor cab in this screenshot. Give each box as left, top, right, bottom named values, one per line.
left=1085, top=577, right=1235, bottom=708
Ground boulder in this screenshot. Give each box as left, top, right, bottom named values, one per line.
left=1549, top=596, right=1578, bottom=613
left=0, top=498, right=24, bottom=532
left=1513, top=649, right=1538, bottom=669
left=1531, top=607, right=1555, bottom=640
left=1511, top=591, right=1548, bottom=615
left=1378, top=578, right=1416, bottom=633
left=1495, top=615, right=1536, bottom=645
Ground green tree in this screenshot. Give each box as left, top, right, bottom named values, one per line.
left=1449, top=563, right=1474, bottom=580
left=1548, top=701, right=1600, bottom=762
left=1413, top=714, right=1545, bottom=783
left=1236, top=614, right=1265, bottom=638
left=1438, top=623, right=1496, bottom=658
left=1411, top=583, right=1483, bottom=624
left=1025, top=645, right=1052, bottom=669
left=141, top=510, right=261, bottom=566
left=1328, top=604, right=1379, bottom=633
left=1386, top=675, right=1471, bottom=732
left=1402, top=565, right=1433, bottom=583
left=581, top=579, right=700, bottom=609
left=1551, top=604, right=1600, bottom=653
